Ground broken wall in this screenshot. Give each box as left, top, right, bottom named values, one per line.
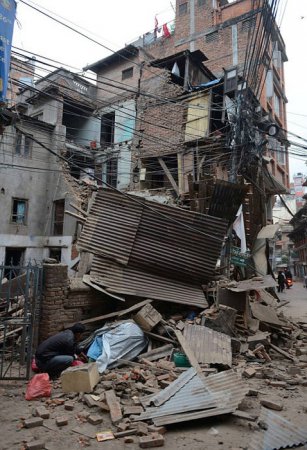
left=39, top=263, right=108, bottom=341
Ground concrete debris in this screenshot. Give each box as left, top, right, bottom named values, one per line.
left=8, top=276, right=307, bottom=449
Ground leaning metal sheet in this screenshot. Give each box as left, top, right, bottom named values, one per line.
left=183, top=324, right=232, bottom=366
left=249, top=408, right=307, bottom=450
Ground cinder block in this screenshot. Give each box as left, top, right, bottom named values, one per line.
left=139, top=433, right=165, bottom=448
left=60, top=363, right=100, bottom=393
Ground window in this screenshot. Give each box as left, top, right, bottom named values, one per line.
left=276, top=143, right=286, bottom=165
left=53, top=199, right=65, bottom=235
left=106, top=157, right=118, bottom=188
left=122, top=67, right=133, bottom=80
left=266, top=70, right=273, bottom=98
left=101, top=112, right=115, bottom=147
left=179, top=2, right=188, bottom=15
left=15, top=131, right=33, bottom=158
left=273, top=92, right=281, bottom=117
left=11, top=198, right=28, bottom=225
left=224, top=68, right=238, bottom=94
left=273, top=42, right=282, bottom=69
left=49, top=248, right=62, bottom=262
left=198, top=0, right=206, bottom=6
left=205, top=31, right=218, bottom=43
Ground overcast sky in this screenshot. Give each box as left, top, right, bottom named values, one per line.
left=12, top=0, right=307, bottom=178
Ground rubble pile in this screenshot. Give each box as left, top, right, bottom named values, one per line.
left=18, top=278, right=307, bottom=449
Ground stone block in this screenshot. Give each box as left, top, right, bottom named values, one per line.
left=64, top=401, right=75, bottom=411
left=243, top=367, right=256, bottom=378
left=61, top=363, right=100, bottom=393
left=139, top=433, right=165, bottom=448
left=123, top=406, right=144, bottom=416
left=56, top=416, right=68, bottom=427
left=25, top=441, right=45, bottom=450
left=24, top=417, right=44, bottom=428
left=260, top=399, right=283, bottom=411
left=87, top=414, right=103, bottom=425
left=34, top=406, right=50, bottom=419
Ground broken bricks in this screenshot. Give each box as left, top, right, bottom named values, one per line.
left=139, top=433, right=165, bottom=448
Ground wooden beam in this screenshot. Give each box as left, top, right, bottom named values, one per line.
left=66, top=299, right=153, bottom=327
left=64, top=210, right=86, bottom=222
left=158, top=157, right=179, bottom=195
left=69, top=202, right=88, bottom=216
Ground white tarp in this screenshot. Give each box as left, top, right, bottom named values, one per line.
left=84, top=320, right=148, bottom=373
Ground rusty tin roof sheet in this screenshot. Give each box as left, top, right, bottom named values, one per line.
left=136, top=368, right=248, bottom=426
left=249, top=408, right=307, bottom=450
left=183, top=324, right=232, bottom=366
left=90, top=257, right=207, bottom=307
left=78, top=189, right=228, bottom=305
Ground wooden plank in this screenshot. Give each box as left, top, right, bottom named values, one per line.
left=105, top=390, right=123, bottom=424
left=268, top=342, right=297, bottom=362
left=64, top=210, right=86, bottom=222
left=69, top=202, right=88, bottom=217
left=144, top=331, right=177, bottom=345
left=68, top=299, right=153, bottom=327
left=158, top=157, right=179, bottom=195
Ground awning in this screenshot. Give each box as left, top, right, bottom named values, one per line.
left=263, top=168, right=288, bottom=194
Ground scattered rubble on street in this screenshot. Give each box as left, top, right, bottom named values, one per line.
left=1, top=278, right=307, bottom=449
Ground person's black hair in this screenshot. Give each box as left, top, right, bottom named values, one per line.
left=70, top=323, right=86, bottom=334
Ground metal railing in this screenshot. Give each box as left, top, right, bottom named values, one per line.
left=0, top=263, right=43, bottom=380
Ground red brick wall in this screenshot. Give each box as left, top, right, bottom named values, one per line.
left=39, top=264, right=107, bottom=341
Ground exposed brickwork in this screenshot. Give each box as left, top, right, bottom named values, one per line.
left=39, top=264, right=105, bottom=341
left=134, top=71, right=186, bottom=158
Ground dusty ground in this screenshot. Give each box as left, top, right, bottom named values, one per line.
left=1, top=283, right=307, bottom=450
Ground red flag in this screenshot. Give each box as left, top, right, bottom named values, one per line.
left=162, top=23, right=171, bottom=38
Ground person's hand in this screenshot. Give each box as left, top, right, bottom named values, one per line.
left=78, top=352, right=88, bottom=363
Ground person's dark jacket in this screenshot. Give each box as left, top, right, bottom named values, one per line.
left=35, top=330, right=80, bottom=363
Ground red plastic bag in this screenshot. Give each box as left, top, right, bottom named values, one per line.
left=31, top=358, right=39, bottom=373
left=71, top=360, right=84, bottom=366
left=25, top=373, right=51, bottom=400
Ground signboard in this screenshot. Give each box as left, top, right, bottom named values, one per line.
left=0, top=0, right=16, bottom=104
left=230, top=246, right=249, bottom=267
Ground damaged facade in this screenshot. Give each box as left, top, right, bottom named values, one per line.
left=0, top=66, right=98, bottom=270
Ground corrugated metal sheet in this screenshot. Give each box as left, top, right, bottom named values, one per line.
left=78, top=189, right=228, bottom=305
left=249, top=408, right=307, bottom=450
left=208, top=180, right=248, bottom=223
left=90, top=257, right=208, bottom=307
left=183, top=324, right=232, bottom=366
left=136, top=368, right=248, bottom=426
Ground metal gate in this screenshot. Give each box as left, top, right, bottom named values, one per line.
left=0, top=263, right=43, bottom=380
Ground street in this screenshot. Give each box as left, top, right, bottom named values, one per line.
left=278, top=280, right=307, bottom=323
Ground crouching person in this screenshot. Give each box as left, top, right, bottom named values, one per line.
left=35, top=323, right=86, bottom=379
